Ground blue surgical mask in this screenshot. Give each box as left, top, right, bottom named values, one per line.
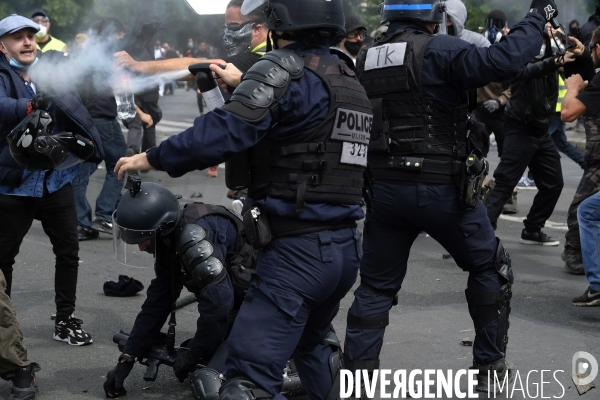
left=2, top=44, right=39, bottom=71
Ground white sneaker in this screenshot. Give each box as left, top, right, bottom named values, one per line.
left=517, top=176, right=537, bottom=190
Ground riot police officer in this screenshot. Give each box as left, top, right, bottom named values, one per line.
left=103, top=176, right=257, bottom=397
left=342, top=0, right=559, bottom=393
left=114, top=1, right=368, bottom=398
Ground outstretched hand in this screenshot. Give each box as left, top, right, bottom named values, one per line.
left=113, top=51, right=142, bottom=74
left=114, top=152, right=156, bottom=180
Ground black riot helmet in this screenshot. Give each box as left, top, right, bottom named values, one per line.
left=112, top=176, right=181, bottom=244
left=241, top=0, right=345, bottom=34
left=7, top=110, right=94, bottom=171
left=380, top=0, right=446, bottom=25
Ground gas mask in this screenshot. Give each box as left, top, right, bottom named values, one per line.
left=344, top=40, right=363, bottom=57
left=35, top=25, right=47, bottom=38
left=486, top=27, right=502, bottom=44
left=223, top=22, right=254, bottom=57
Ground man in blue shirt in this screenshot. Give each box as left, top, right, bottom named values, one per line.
left=0, top=15, right=93, bottom=347
left=115, top=1, right=369, bottom=398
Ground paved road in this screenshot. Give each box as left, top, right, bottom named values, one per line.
left=3, top=89, right=599, bottom=400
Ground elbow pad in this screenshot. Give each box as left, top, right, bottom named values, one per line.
left=174, top=223, right=225, bottom=291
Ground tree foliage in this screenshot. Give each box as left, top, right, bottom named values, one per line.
left=0, top=0, right=597, bottom=50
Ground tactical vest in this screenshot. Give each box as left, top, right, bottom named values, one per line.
left=357, top=30, right=469, bottom=184
left=248, top=54, right=373, bottom=209
left=181, top=203, right=257, bottom=300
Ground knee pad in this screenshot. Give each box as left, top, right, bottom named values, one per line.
left=191, top=368, right=222, bottom=400
left=465, top=239, right=513, bottom=354
left=219, top=377, right=272, bottom=400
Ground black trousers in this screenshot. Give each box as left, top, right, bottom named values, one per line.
left=473, top=106, right=506, bottom=158
left=0, top=184, right=79, bottom=319
left=485, top=120, right=564, bottom=231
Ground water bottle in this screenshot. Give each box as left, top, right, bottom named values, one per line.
left=113, top=72, right=136, bottom=120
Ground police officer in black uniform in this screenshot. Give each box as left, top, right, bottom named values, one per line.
left=114, top=1, right=370, bottom=398
left=342, top=0, right=559, bottom=393
left=103, top=177, right=257, bottom=397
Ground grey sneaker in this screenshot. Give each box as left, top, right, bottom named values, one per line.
left=573, top=287, right=600, bottom=307
left=561, top=248, right=585, bottom=275
left=473, top=358, right=515, bottom=394
left=502, top=192, right=519, bottom=215
left=92, top=217, right=113, bottom=235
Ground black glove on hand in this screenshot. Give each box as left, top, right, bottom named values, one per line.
left=529, top=0, right=559, bottom=23
left=103, top=354, right=135, bottom=398
left=29, top=92, right=53, bottom=111
left=174, top=348, right=199, bottom=383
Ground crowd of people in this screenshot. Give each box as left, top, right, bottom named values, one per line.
left=1, top=0, right=600, bottom=399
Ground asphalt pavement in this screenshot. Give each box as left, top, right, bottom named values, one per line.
left=3, top=89, right=600, bottom=400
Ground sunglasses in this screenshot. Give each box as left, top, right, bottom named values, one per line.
left=224, top=20, right=259, bottom=32
left=346, top=29, right=366, bottom=40
left=589, top=42, right=599, bottom=52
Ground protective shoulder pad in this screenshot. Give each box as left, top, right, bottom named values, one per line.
left=244, top=59, right=291, bottom=89
left=261, top=49, right=304, bottom=79
left=224, top=50, right=304, bottom=124
left=174, top=223, right=207, bottom=254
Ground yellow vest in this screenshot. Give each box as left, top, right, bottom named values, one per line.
left=36, top=36, right=67, bottom=53
left=556, top=75, right=566, bottom=112
left=251, top=41, right=267, bottom=56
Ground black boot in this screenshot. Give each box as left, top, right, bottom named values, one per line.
left=472, top=358, right=514, bottom=394
left=10, top=365, right=37, bottom=400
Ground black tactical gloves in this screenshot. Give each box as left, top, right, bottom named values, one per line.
left=103, top=354, right=135, bottom=398
left=28, top=92, right=52, bottom=114
left=173, top=348, right=199, bottom=383
left=529, top=0, right=559, bottom=23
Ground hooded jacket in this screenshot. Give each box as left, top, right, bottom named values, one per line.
left=445, top=0, right=491, bottom=48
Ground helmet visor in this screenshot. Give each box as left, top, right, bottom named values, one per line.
left=241, top=0, right=267, bottom=16
left=112, top=214, right=156, bottom=268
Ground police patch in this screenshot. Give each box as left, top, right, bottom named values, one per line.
left=364, top=42, right=407, bottom=71
left=331, top=108, right=372, bottom=144
left=331, top=108, right=372, bottom=166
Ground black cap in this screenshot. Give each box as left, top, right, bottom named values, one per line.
left=31, top=9, right=48, bottom=19
left=345, top=16, right=366, bottom=33
left=487, top=10, right=507, bottom=23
